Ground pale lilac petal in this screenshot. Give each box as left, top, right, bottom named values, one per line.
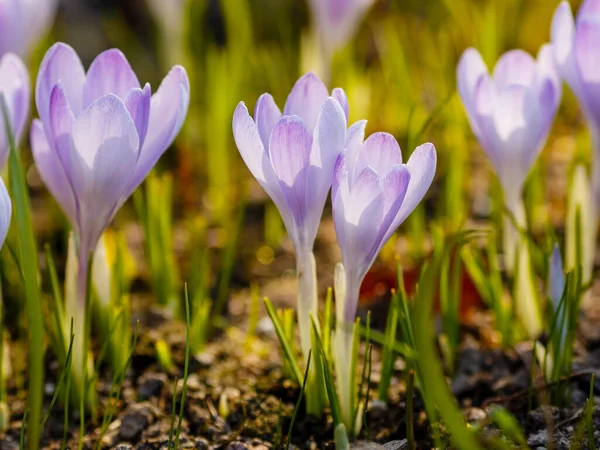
left=535, top=44, right=562, bottom=102
left=332, top=87, right=349, bottom=123
left=254, top=93, right=281, bottom=150
left=577, top=0, right=600, bottom=22
left=345, top=119, right=367, bottom=179
left=457, top=47, right=488, bottom=132
left=30, top=119, right=78, bottom=225
left=356, top=132, right=403, bottom=176
left=283, top=72, right=329, bottom=132
left=36, top=43, right=85, bottom=123
left=83, top=49, right=141, bottom=107
left=48, top=84, right=76, bottom=179
left=0, top=177, right=10, bottom=249
left=574, top=19, right=600, bottom=84
left=0, top=53, right=30, bottom=147
left=127, top=65, right=189, bottom=195
left=304, top=97, right=347, bottom=243
left=124, top=83, right=151, bottom=149
left=492, top=49, right=537, bottom=89
left=375, top=165, right=411, bottom=253
left=394, top=143, right=437, bottom=227
left=232, top=102, right=296, bottom=242
left=552, top=2, right=576, bottom=68
left=68, top=94, right=139, bottom=253
left=491, top=85, right=529, bottom=144
left=268, top=116, right=313, bottom=238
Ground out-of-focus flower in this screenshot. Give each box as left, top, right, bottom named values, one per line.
left=332, top=125, right=436, bottom=323
left=146, top=0, right=185, bottom=35
left=31, top=42, right=190, bottom=262
left=0, top=0, right=59, bottom=58
left=0, top=177, right=11, bottom=249
left=232, top=72, right=347, bottom=364
left=548, top=244, right=565, bottom=309
left=308, top=0, right=375, bottom=57
left=457, top=46, right=562, bottom=206
left=552, top=0, right=600, bottom=207
left=0, top=53, right=29, bottom=168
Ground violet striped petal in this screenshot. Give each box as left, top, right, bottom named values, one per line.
left=283, top=72, right=329, bottom=133
left=36, top=43, right=85, bottom=122
left=254, top=93, right=281, bottom=150
left=332, top=87, right=349, bottom=123
left=30, top=119, right=78, bottom=225
left=124, top=83, right=151, bottom=149
left=83, top=49, right=141, bottom=107
left=68, top=94, right=139, bottom=253
left=127, top=65, right=189, bottom=196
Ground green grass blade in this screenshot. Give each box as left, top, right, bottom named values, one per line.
left=2, top=96, right=44, bottom=450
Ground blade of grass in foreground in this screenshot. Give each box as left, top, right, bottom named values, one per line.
left=2, top=97, right=44, bottom=450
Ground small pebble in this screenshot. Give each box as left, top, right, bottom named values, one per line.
left=382, top=440, right=408, bottom=450
left=119, top=412, right=149, bottom=442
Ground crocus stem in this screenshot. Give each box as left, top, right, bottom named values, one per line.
left=504, top=197, right=542, bottom=338
left=502, top=196, right=526, bottom=275
left=334, top=318, right=356, bottom=434
left=296, top=250, right=322, bottom=415
left=296, top=250, right=319, bottom=368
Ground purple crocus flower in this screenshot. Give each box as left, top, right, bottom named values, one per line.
left=31, top=42, right=190, bottom=293
left=232, top=72, right=347, bottom=365
left=308, top=0, right=376, bottom=59
left=0, top=52, right=29, bottom=168
left=0, top=0, right=59, bottom=58
left=331, top=124, right=435, bottom=430
left=552, top=0, right=600, bottom=208
left=332, top=123, right=436, bottom=324
left=457, top=46, right=561, bottom=208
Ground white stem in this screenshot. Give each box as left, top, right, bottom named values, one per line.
left=503, top=196, right=526, bottom=275
left=296, top=250, right=319, bottom=368
left=334, top=318, right=355, bottom=433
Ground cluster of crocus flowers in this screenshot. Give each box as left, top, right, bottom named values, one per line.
left=233, top=72, right=348, bottom=369
left=552, top=0, right=600, bottom=210
left=332, top=127, right=436, bottom=429
left=30, top=42, right=190, bottom=402
left=234, top=72, right=436, bottom=428
left=0, top=0, right=59, bottom=58
left=457, top=45, right=562, bottom=337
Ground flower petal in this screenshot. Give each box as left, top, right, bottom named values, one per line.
left=83, top=49, right=141, bottom=107
left=345, top=119, right=367, bottom=179
left=332, top=87, right=349, bottom=123
left=577, top=0, right=600, bottom=23
left=36, top=43, right=85, bottom=122
left=124, top=83, right=151, bottom=149
left=356, top=132, right=403, bottom=176
left=128, top=65, right=190, bottom=195
left=552, top=1, right=576, bottom=68
left=283, top=72, right=329, bottom=132
left=492, top=49, right=537, bottom=89
left=254, top=93, right=281, bottom=150
left=393, top=143, right=436, bottom=227
left=548, top=243, right=565, bottom=308
left=0, top=53, right=29, bottom=145
left=574, top=18, right=600, bottom=84
left=68, top=94, right=139, bottom=252
left=30, top=118, right=78, bottom=225
left=268, top=116, right=313, bottom=238
left=48, top=83, right=76, bottom=181
left=457, top=48, right=488, bottom=135
left=233, top=101, right=296, bottom=245
left=0, top=176, right=10, bottom=249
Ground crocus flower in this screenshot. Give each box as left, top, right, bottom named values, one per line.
left=0, top=177, right=11, bottom=249
left=331, top=124, right=435, bottom=431
left=232, top=72, right=347, bottom=368
left=31, top=42, right=189, bottom=273
left=0, top=0, right=59, bottom=58
left=0, top=53, right=30, bottom=168
left=332, top=124, right=436, bottom=323
left=457, top=46, right=561, bottom=208
left=31, top=42, right=189, bottom=408
left=552, top=0, right=600, bottom=208
left=308, top=0, right=376, bottom=59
